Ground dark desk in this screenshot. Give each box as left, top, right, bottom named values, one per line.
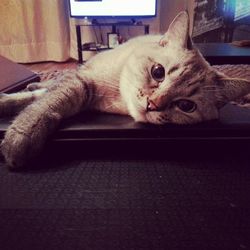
left=1, top=103, right=250, bottom=142
left=195, top=43, right=250, bottom=65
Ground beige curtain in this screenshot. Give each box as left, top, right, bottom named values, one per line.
left=0, top=0, right=70, bottom=63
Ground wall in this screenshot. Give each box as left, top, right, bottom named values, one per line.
left=191, top=0, right=250, bottom=43
left=159, top=0, right=196, bottom=35
left=192, top=0, right=224, bottom=41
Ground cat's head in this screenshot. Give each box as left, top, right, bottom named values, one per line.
left=120, top=11, right=250, bottom=124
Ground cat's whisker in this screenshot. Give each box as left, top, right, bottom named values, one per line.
left=91, top=94, right=117, bottom=98
left=96, top=83, right=120, bottom=92
left=103, top=103, right=121, bottom=110
left=96, top=83, right=119, bottom=89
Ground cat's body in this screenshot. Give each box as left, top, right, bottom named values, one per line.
left=1, top=12, right=250, bottom=169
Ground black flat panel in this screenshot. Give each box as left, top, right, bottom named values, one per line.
left=1, top=104, right=250, bottom=141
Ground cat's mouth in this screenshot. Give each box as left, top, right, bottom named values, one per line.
left=131, top=97, right=167, bottom=124
left=144, top=99, right=168, bottom=124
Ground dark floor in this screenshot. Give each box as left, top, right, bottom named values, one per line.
left=0, top=142, right=250, bottom=250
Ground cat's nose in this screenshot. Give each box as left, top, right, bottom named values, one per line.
left=147, top=99, right=159, bottom=112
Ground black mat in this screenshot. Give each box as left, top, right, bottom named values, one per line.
left=1, top=148, right=250, bottom=250
left=1, top=104, right=250, bottom=250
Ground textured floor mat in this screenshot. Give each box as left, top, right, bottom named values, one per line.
left=0, top=148, right=250, bottom=250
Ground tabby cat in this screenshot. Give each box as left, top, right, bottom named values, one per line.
left=1, top=11, right=250, bottom=169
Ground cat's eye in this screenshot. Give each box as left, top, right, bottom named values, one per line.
left=175, top=99, right=197, bottom=113
left=151, top=64, right=165, bottom=82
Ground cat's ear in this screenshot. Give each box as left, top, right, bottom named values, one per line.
left=187, top=35, right=193, bottom=50
left=160, top=11, right=191, bottom=49
left=217, top=77, right=250, bottom=107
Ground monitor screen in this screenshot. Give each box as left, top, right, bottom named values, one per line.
left=69, top=0, right=157, bottom=18
left=234, top=0, right=250, bottom=21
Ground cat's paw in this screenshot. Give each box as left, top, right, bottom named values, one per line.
left=0, top=90, right=48, bottom=118
left=27, top=80, right=53, bottom=91
left=1, top=128, right=32, bottom=169
left=27, top=82, right=41, bottom=91
left=0, top=93, right=9, bottom=117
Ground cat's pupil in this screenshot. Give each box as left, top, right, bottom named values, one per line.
left=175, top=99, right=197, bottom=113
left=151, top=64, right=165, bottom=82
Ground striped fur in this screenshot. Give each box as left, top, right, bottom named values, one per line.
left=1, top=11, right=250, bottom=169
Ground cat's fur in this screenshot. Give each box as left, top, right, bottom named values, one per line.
left=1, top=12, right=250, bottom=169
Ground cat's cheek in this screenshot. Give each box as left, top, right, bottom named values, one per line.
left=128, top=106, right=147, bottom=123
left=127, top=98, right=149, bottom=122
left=145, top=112, right=168, bottom=125
left=134, top=116, right=148, bottom=123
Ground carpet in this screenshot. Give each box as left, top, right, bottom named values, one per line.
left=1, top=144, right=250, bottom=250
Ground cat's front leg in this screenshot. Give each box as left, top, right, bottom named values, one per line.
left=26, top=79, right=55, bottom=91
left=0, top=89, right=47, bottom=117
left=1, top=79, right=91, bottom=169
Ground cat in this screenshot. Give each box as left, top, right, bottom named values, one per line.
left=1, top=11, right=250, bottom=169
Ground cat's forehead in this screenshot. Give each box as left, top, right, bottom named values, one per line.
left=135, top=43, right=203, bottom=68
